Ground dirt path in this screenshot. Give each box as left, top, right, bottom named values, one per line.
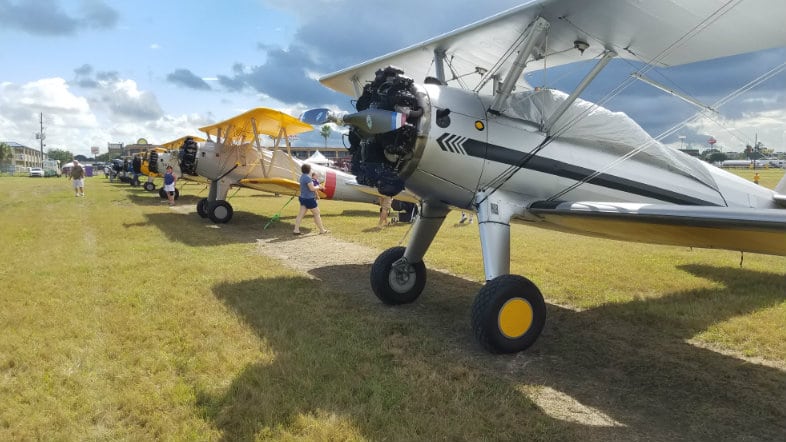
left=256, top=233, right=381, bottom=274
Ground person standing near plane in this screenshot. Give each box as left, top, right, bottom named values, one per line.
left=311, top=172, right=321, bottom=199
left=163, top=165, right=176, bottom=206
left=70, top=160, right=85, bottom=197
left=293, top=163, right=329, bottom=235
left=378, top=195, right=392, bottom=228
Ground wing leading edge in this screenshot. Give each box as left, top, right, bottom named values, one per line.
left=322, top=0, right=786, bottom=97
left=527, top=201, right=786, bottom=256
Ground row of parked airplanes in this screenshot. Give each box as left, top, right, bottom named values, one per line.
left=109, top=0, right=786, bottom=354
left=113, top=107, right=418, bottom=224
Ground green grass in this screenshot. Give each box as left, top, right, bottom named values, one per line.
left=1, top=172, right=785, bottom=441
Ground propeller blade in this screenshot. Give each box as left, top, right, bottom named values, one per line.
left=300, top=108, right=408, bottom=135
left=342, top=109, right=407, bottom=135
left=300, top=108, right=333, bottom=125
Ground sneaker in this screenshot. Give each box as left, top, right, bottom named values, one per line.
left=459, top=214, right=467, bottom=223
left=293, top=231, right=302, bottom=235
left=319, top=230, right=330, bottom=234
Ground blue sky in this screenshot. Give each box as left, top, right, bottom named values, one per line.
left=1, top=0, right=784, bottom=156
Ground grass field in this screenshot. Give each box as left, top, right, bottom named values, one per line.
left=1, top=170, right=785, bottom=441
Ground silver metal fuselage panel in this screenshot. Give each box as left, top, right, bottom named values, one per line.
left=403, top=85, right=778, bottom=212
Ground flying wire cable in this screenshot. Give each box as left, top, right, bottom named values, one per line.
left=538, top=0, right=746, bottom=200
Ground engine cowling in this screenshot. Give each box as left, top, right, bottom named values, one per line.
left=349, top=66, right=427, bottom=196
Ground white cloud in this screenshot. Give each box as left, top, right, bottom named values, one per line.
left=685, top=109, right=786, bottom=152
left=0, top=77, right=213, bottom=156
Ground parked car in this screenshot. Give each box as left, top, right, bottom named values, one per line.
left=29, top=167, right=44, bottom=177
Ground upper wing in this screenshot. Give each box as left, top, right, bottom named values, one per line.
left=527, top=201, right=786, bottom=256
left=322, top=0, right=786, bottom=96
left=161, top=135, right=205, bottom=151
left=199, top=108, right=313, bottom=143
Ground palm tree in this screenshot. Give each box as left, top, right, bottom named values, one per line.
left=320, top=125, right=332, bottom=148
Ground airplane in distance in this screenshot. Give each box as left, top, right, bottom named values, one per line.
left=155, top=135, right=210, bottom=199
left=176, top=107, right=418, bottom=223
left=138, top=146, right=176, bottom=193
left=301, top=0, right=786, bottom=354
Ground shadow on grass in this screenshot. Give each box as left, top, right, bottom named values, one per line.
left=201, top=261, right=786, bottom=440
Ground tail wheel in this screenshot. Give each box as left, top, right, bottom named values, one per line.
left=143, top=182, right=156, bottom=191
left=208, top=200, right=233, bottom=223
left=370, top=246, right=426, bottom=305
left=173, top=188, right=180, bottom=200
left=196, top=198, right=209, bottom=218
left=471, top=275, right=546, bottom=354
left=158, top=188, right=167, bottom=199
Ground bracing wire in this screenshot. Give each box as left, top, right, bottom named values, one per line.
left=479, top=0, right=746, bottom=203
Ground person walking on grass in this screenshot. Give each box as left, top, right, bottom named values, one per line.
left=163, top=165, right=177, bottom=206
left=293, top=163, right=329, bottom=235
left=70, top=160, right=85, bottom=197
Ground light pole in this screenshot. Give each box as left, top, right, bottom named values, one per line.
left=35, top=112, right=45, bottom=167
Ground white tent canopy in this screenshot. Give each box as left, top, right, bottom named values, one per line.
left=304, top=150, right=333, bottom=166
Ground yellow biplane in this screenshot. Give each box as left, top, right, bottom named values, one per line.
left=177, top=107, right=417, bottom=223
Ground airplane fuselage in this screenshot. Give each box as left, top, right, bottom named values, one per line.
left=193, top=140, right=398, bottom=205
left=397, top=84, right=778, bottom=214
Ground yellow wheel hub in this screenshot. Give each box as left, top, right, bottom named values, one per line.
left=498, top=298, right=534, bottom=339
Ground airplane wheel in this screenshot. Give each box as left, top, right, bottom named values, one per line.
left=370, top=246, right=426, bottom=305
left=196, top=198, right=209, bottom=218
left=158, top=188, right=167, bottom=199
left=208, top=200, right=233, bottom=223
left=143, top=182, right=156, bottom=191
left=173, top=188, right=180, bottom=200
left=471, top=274, right=546, bottom=354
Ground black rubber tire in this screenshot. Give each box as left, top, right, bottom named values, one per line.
left=196, top=198, right=209, bottom=218
left=160, top=188, right=179, bottom=200
left=143, top=182, right=155, bottom=191
left=208, top=200, right=233, bottom=223
left=471, top=274, right=546, bottom=354
left=370, top=246, right=426, bottom=305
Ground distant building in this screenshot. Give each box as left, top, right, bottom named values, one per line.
left=107, top=142, right=124, bottom=158
left=2, top=141, right=44, bottom=173
left=123, top=143, right=152, bottom=157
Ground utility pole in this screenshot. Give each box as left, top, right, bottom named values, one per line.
left=35, top=112, right=45, bottom=167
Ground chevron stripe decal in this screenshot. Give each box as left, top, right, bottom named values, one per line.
left=437, top=133, right=468, bottom=155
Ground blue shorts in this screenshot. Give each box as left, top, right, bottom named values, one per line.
left=299, top=197, right=318, bottom=209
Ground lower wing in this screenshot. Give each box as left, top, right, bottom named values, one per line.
left=527, top=201, right=786, bottom=256
left=239, top=177, right=327, bottom=199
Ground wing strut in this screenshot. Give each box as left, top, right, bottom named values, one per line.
left=544, top=50, right=616, bottom=134
left=631, top=73, right=715, bottom=113
left=433, top=48, right=447, bottom=84
left=488, top=17, right=550, bottom=115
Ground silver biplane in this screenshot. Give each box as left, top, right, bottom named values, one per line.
left=175, top=107, right=417, bottom=223
left=302, top=0, right=786, bottom=353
